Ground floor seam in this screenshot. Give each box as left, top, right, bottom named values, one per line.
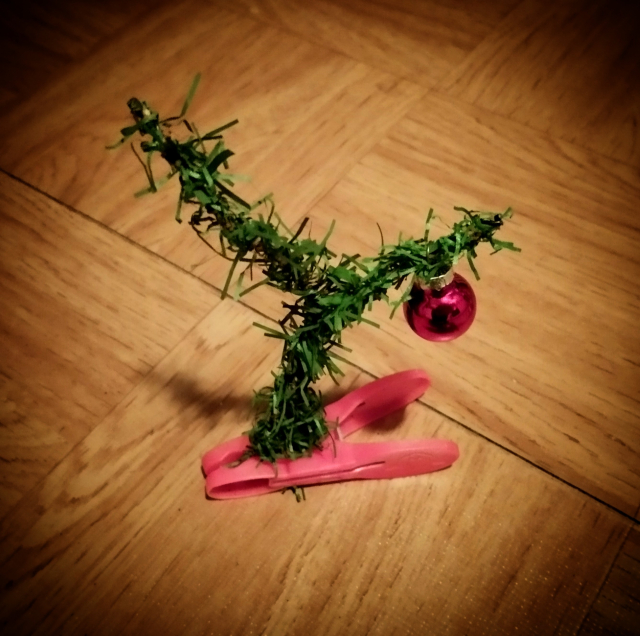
left=2, top=167, right=638, bottom=525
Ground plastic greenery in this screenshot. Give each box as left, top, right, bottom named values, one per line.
left=111, top=75, right=520, bottom=463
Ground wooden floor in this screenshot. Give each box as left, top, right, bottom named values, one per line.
left=1, top=1, right=639, bottom=634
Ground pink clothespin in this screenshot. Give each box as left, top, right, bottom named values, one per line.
left=202, top=370, right=459, bottom=499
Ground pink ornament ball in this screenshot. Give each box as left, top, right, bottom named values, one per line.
left=403, top=273, right=476, bottom=342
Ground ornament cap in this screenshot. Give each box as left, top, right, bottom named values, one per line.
left=416, top=268, right=455, bottom=292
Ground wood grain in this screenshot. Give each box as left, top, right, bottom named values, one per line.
left=1, top=1, right=639, bottom=631
left=0, top=0, right=164, bottom=117
left=225, top=0, right=521, bottom=86
left=0, top=298, right=630, bottom=636
left=0, top=172, right=217, bottom=518
left=1, top=0, right=637, bottom=516
left=580, top=526, right=640, bottom=636
left=296, top=92, right=640, bottom=516
left=0, top=0, right=423, bottom=312
left=441, top=0, right=640, bottom=166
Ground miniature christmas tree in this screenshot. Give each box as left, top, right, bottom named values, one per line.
left=111, top=75, right=519, bottom=464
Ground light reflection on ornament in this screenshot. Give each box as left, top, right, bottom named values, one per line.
left=403, top=272, right=476, bottom=342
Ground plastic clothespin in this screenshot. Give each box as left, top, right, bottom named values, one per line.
left=201, top=370, right=459, bottom=499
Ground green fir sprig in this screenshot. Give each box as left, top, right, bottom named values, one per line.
left=111, top=75, right=520, bottom=463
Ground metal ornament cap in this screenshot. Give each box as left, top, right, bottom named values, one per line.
left=403, top=271, right=477, bottom=342
left=425, top=269, right=454, bottom=291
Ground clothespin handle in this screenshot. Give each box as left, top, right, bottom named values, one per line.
left=327, top=369, right=430, bottom=438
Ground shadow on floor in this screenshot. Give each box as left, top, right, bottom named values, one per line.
left=151, top=371, right=253, bottom=429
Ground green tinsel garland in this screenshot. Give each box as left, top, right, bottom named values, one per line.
left=111, top=75, right=520, bottom=463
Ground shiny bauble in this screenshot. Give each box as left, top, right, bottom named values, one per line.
left=403, top=272, right=476, bottom=342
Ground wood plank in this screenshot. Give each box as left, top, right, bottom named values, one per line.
left=3, top=0, right=636, bottom=516
left=0, top=0, right=637, bottom=631
left=0, top=171, right=217, bottom=518
left=440, top=0, right=640, bottom=166
left=0, top=299, right=630, bottom=635
left=225, top=0, right=521, bottom=86
left=0, top=0, right=423, bottom=311
left=294, top=93, right=640, bottom=516
left=580, top=526, right=640, bottom=636
left=0, top=0, right=165, bottom=117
